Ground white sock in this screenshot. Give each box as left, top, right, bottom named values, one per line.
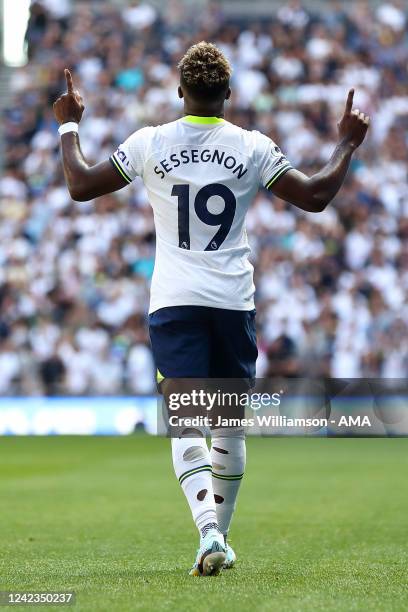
left=210, top=430, right=246, bottom=539
left=171, top=436, right=219, bottom=535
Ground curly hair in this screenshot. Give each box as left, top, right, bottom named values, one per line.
left=178, top=41, right=232, bottom=100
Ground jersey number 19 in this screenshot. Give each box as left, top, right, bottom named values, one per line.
left=171, top=183, right=236, bottom=251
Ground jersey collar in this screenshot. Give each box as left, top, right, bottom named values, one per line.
left=182, top=115, right=225, bottom=125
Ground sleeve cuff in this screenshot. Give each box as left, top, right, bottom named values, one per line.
left=264, top=164, right=293, bottom=189
left=110, top=154, right=133, bottom=184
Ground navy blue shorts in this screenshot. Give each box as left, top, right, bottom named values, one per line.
left=148, top=306, right=257, bottom=382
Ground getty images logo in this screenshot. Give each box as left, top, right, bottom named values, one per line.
left=167, top=390, right=282, bottom=411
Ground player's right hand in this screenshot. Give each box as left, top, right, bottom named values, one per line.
left=337, top=89, right=370, bottom=149
left=53, top=69, right=85, bottom=125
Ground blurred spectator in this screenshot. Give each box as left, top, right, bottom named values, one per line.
left=1, top=0, right=407, bottom=395
left=40, top=353, right=65, bottom=396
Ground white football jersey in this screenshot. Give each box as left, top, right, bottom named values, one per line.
left=110, top=116, right=292, bottom=314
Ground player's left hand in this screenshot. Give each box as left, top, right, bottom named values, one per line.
left=53, top=69, right=85, bottom=125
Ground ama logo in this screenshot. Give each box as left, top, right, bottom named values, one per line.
left=338, top=415, right=371, bottom=426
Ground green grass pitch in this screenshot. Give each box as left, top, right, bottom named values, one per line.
left=1, top=436, right=407, bottom=611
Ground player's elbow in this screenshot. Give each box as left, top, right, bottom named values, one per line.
left=68, top=185, right=93, bottom=202
left=297, top=198, right=328, bottom=213
left=307, top=192, right=331, bottom=213
left=311, top=198, right=330, bottom=213
left=304, top=179, right=332, bottom=212
left=72, top=192, right=90, bottom=202
left=293, top=184, right=331, bottom=213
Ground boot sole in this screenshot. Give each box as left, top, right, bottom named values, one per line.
left=202, top=551, right=226, bottom=576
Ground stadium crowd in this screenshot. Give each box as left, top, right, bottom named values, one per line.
left=0, top=0, right=407, bottom=395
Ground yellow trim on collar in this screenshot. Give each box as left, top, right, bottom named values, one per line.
left=183, top=115, right=225, bottom=125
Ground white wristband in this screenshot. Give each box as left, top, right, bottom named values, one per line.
left=58, top=122, right=79, bottom=136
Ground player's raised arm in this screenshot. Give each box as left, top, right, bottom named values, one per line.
left=271, top=89, right=370, bottom=212
left=53, top=69, right=128, bottom=201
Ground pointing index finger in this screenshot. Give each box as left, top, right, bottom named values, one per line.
left=65, top=68, right=74, bottom=94
left=345, top=88, right=354, bottom=114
